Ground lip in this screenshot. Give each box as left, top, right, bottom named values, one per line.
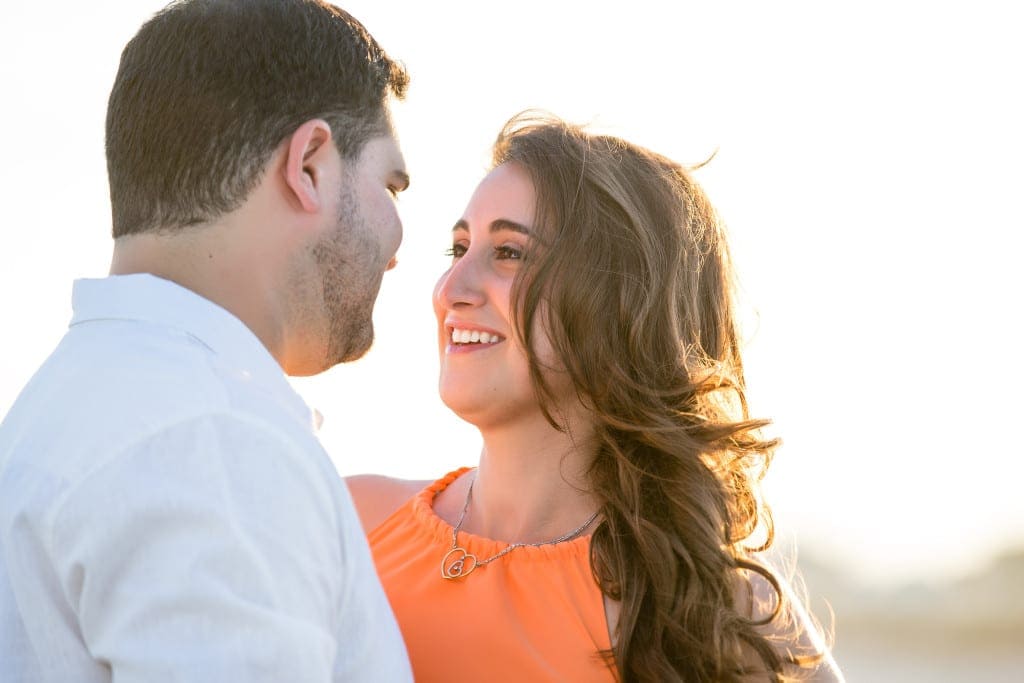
left=443, top=319, right=506, bottom=354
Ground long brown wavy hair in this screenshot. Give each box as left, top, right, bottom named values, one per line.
left=492, top=112, right=823, bottom=681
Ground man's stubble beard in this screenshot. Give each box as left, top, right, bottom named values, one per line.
left=312, top=186, right=384, bottom=367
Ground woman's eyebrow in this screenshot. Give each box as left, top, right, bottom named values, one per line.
left=489, top=219, right=530, bottom=235
left=451, top=218, right=530, bottom=235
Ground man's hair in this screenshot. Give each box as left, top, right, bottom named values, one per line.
left=106, top=0, right=409, bottom=237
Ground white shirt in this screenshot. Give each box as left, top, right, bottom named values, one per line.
left=0, top=274, right=412, bottom=683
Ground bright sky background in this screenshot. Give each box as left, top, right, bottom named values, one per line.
left=1, top=1, right=1020, bottom=589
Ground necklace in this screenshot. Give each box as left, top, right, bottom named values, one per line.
left=440, top=476, right=601, bottom=580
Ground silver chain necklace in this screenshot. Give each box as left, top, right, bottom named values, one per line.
left=440, top=476, right=601, bottom=580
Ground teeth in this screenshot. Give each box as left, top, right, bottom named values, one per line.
left=451, top=328, right=500, bottom=345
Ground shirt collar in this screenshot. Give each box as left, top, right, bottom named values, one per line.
left=70, top=273, right=284, bottom=382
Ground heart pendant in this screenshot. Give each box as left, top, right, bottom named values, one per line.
left=441, top=546, right=478, bottom=579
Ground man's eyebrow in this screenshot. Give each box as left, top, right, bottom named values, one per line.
left=451, top=218, right=530, bottom=234
left=392, top=170, right=410, bottom=192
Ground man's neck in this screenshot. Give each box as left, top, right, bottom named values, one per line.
left=110, top=228, right=286, bottom=368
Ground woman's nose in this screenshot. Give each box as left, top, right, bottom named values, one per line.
left=434, top=253, right=486, bottom=309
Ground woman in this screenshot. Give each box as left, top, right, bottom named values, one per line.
left=349, top=112, right=842, bottom=682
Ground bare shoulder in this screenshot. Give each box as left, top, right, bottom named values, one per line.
left=738, top=563, right=846, bottom=682
left=346, top=474, right=430, bottom=535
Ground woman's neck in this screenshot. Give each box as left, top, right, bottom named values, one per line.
left=460, top=411, right=602, bottom=544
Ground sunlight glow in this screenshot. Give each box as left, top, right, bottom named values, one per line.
left=1, top=1, right=1021, bottom=591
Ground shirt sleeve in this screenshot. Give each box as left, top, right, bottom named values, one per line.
left=47, top=413, right=348, bottom=683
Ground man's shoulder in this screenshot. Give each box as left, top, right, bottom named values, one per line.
left=13, top=313, right=305, bottom=450
left=0, top=341, right=316, bottom=526
left=0, top=324, right=229, bottom=460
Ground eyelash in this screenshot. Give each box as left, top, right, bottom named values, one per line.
left=444, top=244, right=523, bottom=260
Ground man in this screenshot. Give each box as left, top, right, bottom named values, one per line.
left=0, top=1, right=413, bottom=681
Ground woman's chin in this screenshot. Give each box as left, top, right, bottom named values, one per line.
left=438, top=390, right=486, bottom=425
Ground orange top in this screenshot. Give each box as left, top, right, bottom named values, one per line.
left=368, top=468, right=617, bottom=682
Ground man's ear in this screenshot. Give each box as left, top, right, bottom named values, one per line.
left=283, top=119, right=335, bottom=214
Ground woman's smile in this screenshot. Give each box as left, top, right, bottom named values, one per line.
left=443, top=324, right=506, bottom=354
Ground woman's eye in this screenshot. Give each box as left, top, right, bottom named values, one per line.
left=444, top=244, right=468, bottom=259
left=495, top=245, right=523, bottom=260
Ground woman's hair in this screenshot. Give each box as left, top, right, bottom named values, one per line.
left=492, top=112, right=824, bottom=681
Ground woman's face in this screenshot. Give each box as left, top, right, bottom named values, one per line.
left=432, top=162, right=554, bottom=427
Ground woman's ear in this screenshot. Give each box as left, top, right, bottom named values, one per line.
left=282, top=118, right=334, bottom=214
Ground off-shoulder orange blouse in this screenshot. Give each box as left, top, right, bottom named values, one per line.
left=368, top=468, right=617, bottom=682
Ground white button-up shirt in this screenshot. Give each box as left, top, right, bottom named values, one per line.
left=0, top=274, right=412, bottom=682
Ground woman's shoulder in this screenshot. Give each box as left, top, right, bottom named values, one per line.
left=346, top=474, right=432, bottom=534
left=736, top=557, right=846, bottom=682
